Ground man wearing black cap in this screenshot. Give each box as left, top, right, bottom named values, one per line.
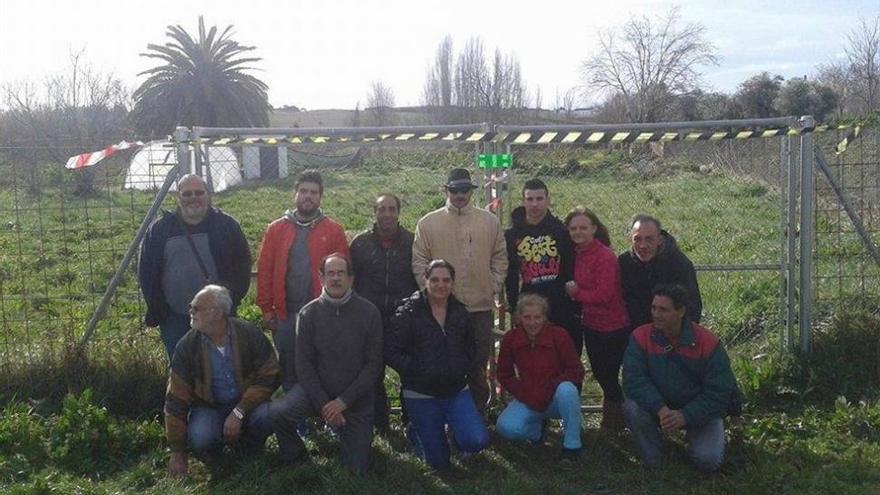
left=411, top=168, right=508, bottom=415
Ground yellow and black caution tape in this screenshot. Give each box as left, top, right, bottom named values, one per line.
left=184, top=122, right=871, bottom=149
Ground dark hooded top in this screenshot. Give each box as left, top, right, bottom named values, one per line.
left=504, top=206, right=578, bottom=330
left=618, top=230, right=703, bottom=327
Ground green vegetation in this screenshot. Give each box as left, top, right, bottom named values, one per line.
left=2, top=147, right=879, bottom=493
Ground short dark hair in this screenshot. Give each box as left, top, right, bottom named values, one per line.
left=630, top=213, right=662, bottom=232
left=522, top=178, right=549, bottom=197
left=425, top=259, right=456, bottom=281
left=375, top=193, right=401, bottom=211
left=652, top=284, right=688, bottom=310
left=319, top=252, right=352, bottom=275
left=296, top=169, right=324, bottom=195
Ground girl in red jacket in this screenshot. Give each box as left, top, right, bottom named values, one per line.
left=564, top=207, right=630, bottom=431
left=496, top=294, right=585, bottom=456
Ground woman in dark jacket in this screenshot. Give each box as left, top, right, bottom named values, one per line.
left=385, top=259, right=489, bottom=470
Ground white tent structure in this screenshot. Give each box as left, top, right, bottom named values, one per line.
left=123, top=140, right=242, bottom=192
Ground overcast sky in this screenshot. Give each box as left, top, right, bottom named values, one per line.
left=1, top=0, right=876, bottom=110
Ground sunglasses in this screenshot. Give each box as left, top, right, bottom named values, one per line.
left=180, top=190, right=207, bottom=198
left=447, top=187, right=473, bottom=195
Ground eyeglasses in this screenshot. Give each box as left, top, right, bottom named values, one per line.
left=447, top=187, right=472, bottom=195
left=189, top=304, right=216, bottom=313
left=180, top=190, right=207, bottom=198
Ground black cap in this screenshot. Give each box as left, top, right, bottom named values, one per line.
left=445, top=168, right=478, bottom=189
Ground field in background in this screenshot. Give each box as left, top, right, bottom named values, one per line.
left=2, top=146, right=879, bottom=494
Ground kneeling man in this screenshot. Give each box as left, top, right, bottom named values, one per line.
left=165, top=284, right=281, bottom=477
left=622, top=284, right=738, bottom=472
left=270, top=253, right=383, bottom=473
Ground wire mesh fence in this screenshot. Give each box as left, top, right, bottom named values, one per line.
left=2, top=120, right=878, bottom=376
left=814, top=127, right=880, bottom=313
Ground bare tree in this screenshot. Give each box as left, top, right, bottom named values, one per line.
left=817, top=61, right=855, bottom=119
left=1, top=50, right=130, bottom=195
left=845, top=15, right=880, bottom=114
left=366, top=81, right=395, bottom=126
left=422, top=36, right=455, bottom=122
left=581, top=7, right=718, bottom=122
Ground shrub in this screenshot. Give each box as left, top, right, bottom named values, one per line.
left=47, top=389, right=163, bottom=476
left=0, top=403, right=48, bottom=482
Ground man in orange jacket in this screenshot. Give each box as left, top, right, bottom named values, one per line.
left=257, top=169, right=349, bottom=389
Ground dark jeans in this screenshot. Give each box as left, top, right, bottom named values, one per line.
left=583, top=326, right=631, bottom=403
left=374, top=366, right=390, bottom=432
left=269, top=384, right=374, bottom=474
left=160, top=312, right=191, bottom=363
left=187, top=402, right=273, bottom=457
left=468, top=310, right=494, bottom=415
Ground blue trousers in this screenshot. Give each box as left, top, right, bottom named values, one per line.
left=496, top=381, right=582, bottom=450
left=623, top=398, right=725, bottom=472
left=404, top=388, right=490, bottom=470
left=187, top=402, right=273, bottom=457
left=160, top=312, right=191, bottom=363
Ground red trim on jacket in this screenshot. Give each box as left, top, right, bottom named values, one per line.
left=631, top=322, right=720, bottom=360
left=256, top=216, right=349, bottom=321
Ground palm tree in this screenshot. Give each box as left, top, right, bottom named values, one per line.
left=131, top=16, right=270, bottom=135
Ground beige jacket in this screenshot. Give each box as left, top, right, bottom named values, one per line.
left=412, top=201, right=508, bottom=312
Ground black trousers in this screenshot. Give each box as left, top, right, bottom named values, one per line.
left=583, top=326, right=632, bottom=403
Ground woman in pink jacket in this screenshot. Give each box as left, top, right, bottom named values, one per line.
left=564, top=206, right=630, bottom=431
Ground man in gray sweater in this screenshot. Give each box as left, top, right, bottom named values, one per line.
left=269, top=253, right=383, bottom=473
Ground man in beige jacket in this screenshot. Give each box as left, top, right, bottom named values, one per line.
left=412, top=168, right=508, bottom=415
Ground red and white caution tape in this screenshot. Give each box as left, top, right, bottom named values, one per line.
left=65, top=141, right=144, bottom=170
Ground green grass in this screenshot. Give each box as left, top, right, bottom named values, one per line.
left=2, top=147, right=880, bottom=493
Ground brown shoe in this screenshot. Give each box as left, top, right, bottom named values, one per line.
left=600, top=399, right=625, bottom=432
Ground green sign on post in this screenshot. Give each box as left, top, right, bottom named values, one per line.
left=477, top=153, right=512, bottom=169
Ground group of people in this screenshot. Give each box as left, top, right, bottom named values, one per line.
left=138, top=167, right=739, bottom=476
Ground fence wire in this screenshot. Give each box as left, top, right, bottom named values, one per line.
left=1, top=125, right=878, bottom=374
left=814, top=128, right=880, bottom=313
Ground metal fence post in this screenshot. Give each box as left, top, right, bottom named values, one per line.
left=799, top=116, right=816, bottom=353
left=780, top=134, right=793, bottom=350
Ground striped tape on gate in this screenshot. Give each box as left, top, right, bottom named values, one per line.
left=188, top=123, right=867, bottom=153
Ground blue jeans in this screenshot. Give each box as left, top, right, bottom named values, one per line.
left=187, top=402, right=273, bottom=457
left=160, top=312, right=191, bottom=363
left=623, top=398, right=725, bottom=472
left=496, top=381, right=582, bottom=450
left=404, top=388, right=490, bottom=470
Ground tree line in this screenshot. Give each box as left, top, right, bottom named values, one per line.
left=1, top=10, right=878, bottom=156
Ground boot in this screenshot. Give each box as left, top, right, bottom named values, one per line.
left=600, top=398, right=625, bottom=432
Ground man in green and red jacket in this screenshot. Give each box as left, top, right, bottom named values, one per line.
left=622, top=284, right=738, bottom=472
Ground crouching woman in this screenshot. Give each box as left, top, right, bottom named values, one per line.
left=385, top=259, right=490, bottom=470
left=496, top=293, right=585, bottom=455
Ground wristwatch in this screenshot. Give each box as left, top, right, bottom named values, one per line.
left=232, top=407, right=245, bottom=421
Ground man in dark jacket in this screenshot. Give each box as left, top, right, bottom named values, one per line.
left=618, top=214, right=702, bottom=328
left=350, top=193, right=418, bottom=433
left=269, top=253, right=383, bottom=473
left=138, top=174, right=251, bottom=361
left=504, top=179, right=580, bottom=351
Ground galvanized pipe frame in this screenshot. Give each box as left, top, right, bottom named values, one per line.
left=176, top=118, right=815, bottom=353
